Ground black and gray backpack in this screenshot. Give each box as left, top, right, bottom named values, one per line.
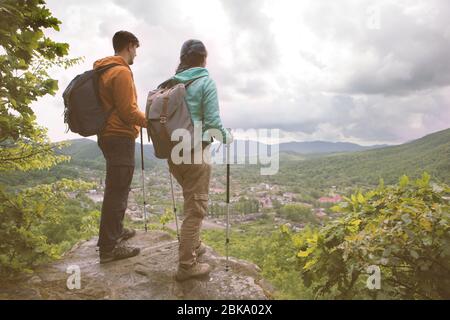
left=63, top=63, right=120, bottom=137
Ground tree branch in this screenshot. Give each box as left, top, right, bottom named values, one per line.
left=0, top=145, right=58, bottom=162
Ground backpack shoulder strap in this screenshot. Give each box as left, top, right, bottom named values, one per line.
left=185, top=75, right=208, bottom=89
left=97, top=63, right=127, bottom=125
left=158, top=75, right=208, bottom=90
left=158, top=78, right=175, bottom=89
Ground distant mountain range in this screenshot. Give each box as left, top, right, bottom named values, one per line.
left=276, top=128, right=450, bottom=186
left=278, top=141, right=388, bottom=154
left=1, top=128, right=448, bottom=189
left=210, top=140, right=388, bottom=162
left=57, top=138, right=388, bottom=167
left=56, top=130, right=450, bottom=184
left=55, top=138, right=160, bottom=170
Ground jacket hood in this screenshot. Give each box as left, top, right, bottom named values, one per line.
left=171, top=67, right=209, bottom=84
left=93, top=55, right=130, bottom=70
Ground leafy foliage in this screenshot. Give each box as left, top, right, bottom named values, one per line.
left=0, top=0, right=80, bottom=170
left=0, top=1, right=99, bottom=278
left=159, top=208, right=174, bottom=230
left=0, top=128, right=70, bottom=172
left=0, top=179, right=99, bottom=276
left=292, top=173, right=450, bottom=299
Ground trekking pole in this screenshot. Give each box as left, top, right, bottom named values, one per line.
left=140, top=128, right=148, bottom=232
left=225, top=136, right=231, bottom=272
left=168, top=168, right=180, bottom=241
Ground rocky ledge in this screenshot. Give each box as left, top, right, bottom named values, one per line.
left=0, top=231, right=273, bottom=300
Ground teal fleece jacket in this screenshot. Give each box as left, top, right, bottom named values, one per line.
left=170, top=67, right=232, bottom=144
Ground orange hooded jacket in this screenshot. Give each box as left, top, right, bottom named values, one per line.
left=93, top=56, right=147, bottom=139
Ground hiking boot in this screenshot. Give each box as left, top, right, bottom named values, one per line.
left=100, top=244, right=140, bottom=264
left=195, top=242, right=207, bottom=257
left=117, top=228, right=136, bottom=243
left=175, top=262, right=212, bottom=281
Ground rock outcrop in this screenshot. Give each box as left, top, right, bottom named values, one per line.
left=0, top=231, right=273, bottom=300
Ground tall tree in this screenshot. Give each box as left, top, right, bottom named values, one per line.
left=0, top=1, right=97, bottom=277
left=0, top=0, right=79, bottom=171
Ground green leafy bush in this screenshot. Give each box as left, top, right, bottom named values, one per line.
left=292, top=173, right=450, bottom=299
left=0, top=179, right=99, bottom=276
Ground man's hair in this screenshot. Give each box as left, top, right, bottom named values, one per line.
left=112, top=31, right=140, bottom=53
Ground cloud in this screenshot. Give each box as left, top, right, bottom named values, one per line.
left=343, top=2, right=450, bottom=95
left=219, top=0, right=280, bottom=71
left=291, top=0, right=450, bottom=95
left=33, top=0, right=450, bottom=145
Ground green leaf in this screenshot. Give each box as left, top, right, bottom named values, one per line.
left=297, top=246, right=315, bottom=258
left=401, top=214, right=412, bottom=225
left=357, top=193, right=365, bottom=204
left=410, top=250, right=420, bottom=259
left=399, top=175, right=409, bottom=188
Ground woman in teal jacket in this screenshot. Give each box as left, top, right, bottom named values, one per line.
left=161, top=42, right=232, bottom=145
left=165, top=40, right=232, bottom=281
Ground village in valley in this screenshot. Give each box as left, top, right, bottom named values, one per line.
left=81, top=165, right=345, bottom=232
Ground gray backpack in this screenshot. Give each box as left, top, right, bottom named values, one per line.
left=63, top=63, right=120, bottom=137
left=145, top=77, right=205, bottom=159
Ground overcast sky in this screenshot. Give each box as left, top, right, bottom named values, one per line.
left=35, top=0, right=450, bottom=145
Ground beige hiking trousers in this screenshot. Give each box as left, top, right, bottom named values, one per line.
left=168, top=145, right=212, bottom=266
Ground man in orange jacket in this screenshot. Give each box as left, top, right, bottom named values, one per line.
left=95, top=31, right=147, bottom=263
